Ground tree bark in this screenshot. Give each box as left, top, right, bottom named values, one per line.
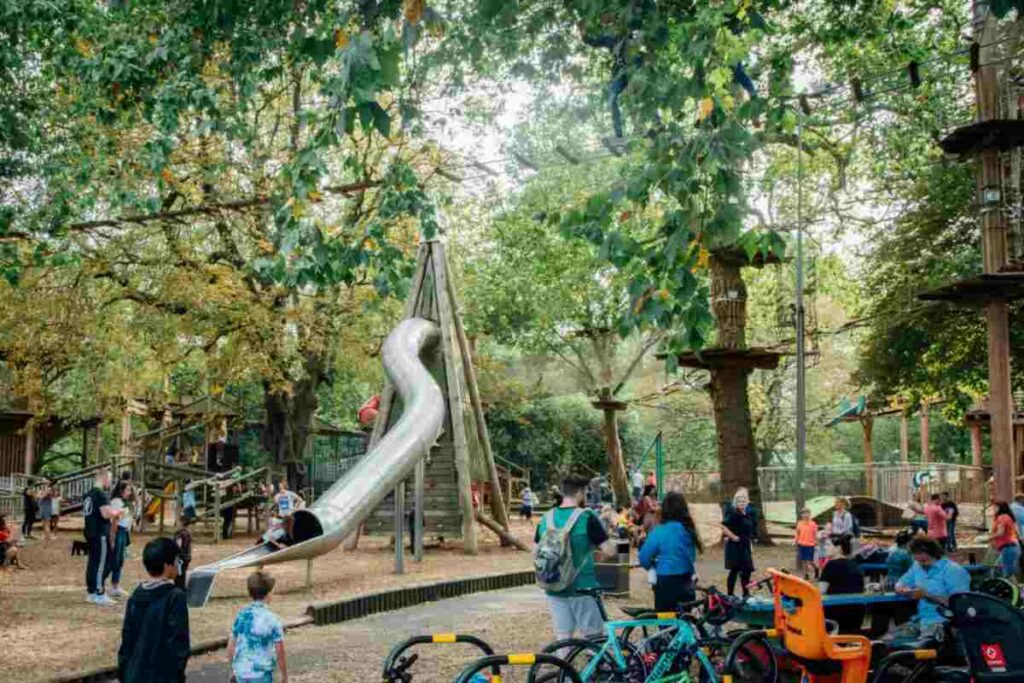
left=601, top=404, right=632, bottom=507
left=261, top=352, right=326, bottom=491
left=708, top=255, right=771, bottom=544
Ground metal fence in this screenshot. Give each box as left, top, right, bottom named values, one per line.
left=306, top=431, right=369, bottom=498
left=665, top=463, right=989, bottom=506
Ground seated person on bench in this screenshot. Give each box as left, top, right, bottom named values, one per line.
left=886, top=536, right=969, bottom=646
left=818, top=536, right=865, bottom=634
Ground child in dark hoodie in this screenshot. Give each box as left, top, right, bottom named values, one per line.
left=118, top=537, right=191, bottom=683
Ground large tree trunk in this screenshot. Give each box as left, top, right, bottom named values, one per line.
left=601, top=404, right=632, bottom=507
left=709, top=255, right=772, bottom=544
left=262, top=352, right=326, bottom=492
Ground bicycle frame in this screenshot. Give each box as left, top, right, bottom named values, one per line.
left=582, top=612, right=718, bottom=682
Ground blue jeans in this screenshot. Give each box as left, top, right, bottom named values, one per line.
left=999, top=543, right=1020, bottom=577
left=945, top=520, right=956, bottom=550
left=105, top=527, right=130, bottom=585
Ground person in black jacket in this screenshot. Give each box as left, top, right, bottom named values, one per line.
left=118, top=537, right=190, bottom=683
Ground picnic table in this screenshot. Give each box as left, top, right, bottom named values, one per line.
left=858, top=562, right=990, bottom=578
left=736, top=592, right=916, bottom=637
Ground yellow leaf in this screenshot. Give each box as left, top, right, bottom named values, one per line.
left=695, top=246, right=710, bottom=270
left=698, top=98, right=714, bottom=121
left=74, top=37, right=93, bottom=57
left=148, top=33, right=159, bottom=45
left=404, top=0, right=424, bottom=25
left=308, top=190, right=322, bottom=202
left=160, top=168, right=174, bottom=183
left=335, top=29, right=349, bottom=49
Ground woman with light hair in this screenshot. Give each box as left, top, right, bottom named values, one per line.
left=721, top=487, right=758, bottom=596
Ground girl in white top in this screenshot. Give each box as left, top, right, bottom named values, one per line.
left=107, top=482, right=134, bottom=597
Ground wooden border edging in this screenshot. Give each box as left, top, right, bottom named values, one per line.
left=305, top=569, right=536, bottom=626
left=54, top=570, right=536, bottom=682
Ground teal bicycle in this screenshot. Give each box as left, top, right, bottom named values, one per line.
left=529, top=611, right=738, bottom=683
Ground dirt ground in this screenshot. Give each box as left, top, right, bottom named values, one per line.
left=187, top=543, right=800, bottom=683
left=2, top=500, right=940, bottom=681
left=0, top=519, right=534, bottom=682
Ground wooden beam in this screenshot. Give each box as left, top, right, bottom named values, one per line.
left=445, top=258, right=511, bottom=534
left=474, top=510, right=529, bottom=551
left=920, top=404, right=931, bottom=464
left=862, top=416, right=874, bottom=497
left=900, top=413, right=910, bottom=464
left=975, top=5, right=1015, bottom=501
left=431, top=241, right=478, bottom=555
left=971, top=422, right=984, bottom=468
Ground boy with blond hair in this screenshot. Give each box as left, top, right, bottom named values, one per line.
left=228, top=571, right=288, bottom=683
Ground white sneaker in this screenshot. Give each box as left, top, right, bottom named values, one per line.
left=86, top=594, right=97, bottom=604
left=93, top=594, right=116, bottom=606
left=108, top=587, right=128, bottom=598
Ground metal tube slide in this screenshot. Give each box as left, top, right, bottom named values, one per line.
left=187, top=318, right=443, bottom=607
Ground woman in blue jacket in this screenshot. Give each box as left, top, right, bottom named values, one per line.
left=639, top=491, right=703, bottom=610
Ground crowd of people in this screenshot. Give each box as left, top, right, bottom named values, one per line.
left=529, top=475, right=1002, bottom=654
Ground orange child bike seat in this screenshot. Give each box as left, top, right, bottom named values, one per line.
left=768, top=569, right=871, bottom=683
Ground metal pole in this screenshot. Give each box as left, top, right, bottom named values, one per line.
left=414, top=458, right=425, bottom=562
left=394, top=481, right=405, bottom=574
left=794, top=120, right=807, bottom=519
left=655, top=433, right=664, bottom=500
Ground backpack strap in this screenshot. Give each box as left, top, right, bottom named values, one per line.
left=543, top=509, right=557, bottom=531
left=560, top=507, right=585, bottom=537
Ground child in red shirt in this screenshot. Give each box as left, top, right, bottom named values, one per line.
left=0, top=515, right=24, bottom=568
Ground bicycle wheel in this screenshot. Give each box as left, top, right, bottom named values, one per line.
left=529, top=638, right=648, bottom=683
left=870, top=658, right=936, bottom=683
left=721, top=634, right=778, bottom=683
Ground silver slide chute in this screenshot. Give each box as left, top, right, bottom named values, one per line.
left=187, top=318, right=443, bottom=607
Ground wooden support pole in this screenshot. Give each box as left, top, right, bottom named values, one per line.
left=305, top=559, right=313, bottom=592
left=474, top=510, right=530, bottom=551
left=445, top=257, right=511, bottom=533
left=862, top=416, right=874, bottom=497
left=120, top=408, right=132, bottom=458
left=414, top=458, right=425, bottom=562
left=394, top=480, right=405, bottom=574
left=139, top=456, right=147, bottom=534
left=900, top=413, right=910, bottom=464
left=23, top=422, right=35, bottom=476
left=920, top=405, right=931, bottom=464
left=971, top=423, right=984, bottom=468
left=431, top=242, right=478, bottom=555
left=975, top=4, right=1015, bottom=501
left=213, top=484, right=222, bottom=544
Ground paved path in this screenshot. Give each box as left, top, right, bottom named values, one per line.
left=188, top=585, right=551, bottom=682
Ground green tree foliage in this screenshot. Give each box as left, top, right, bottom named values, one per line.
left=486, top=393, right=646, bottom=493
left=856, top=163, right=1024, bottom=420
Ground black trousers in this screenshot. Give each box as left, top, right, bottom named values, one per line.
left=21, top=513, right=34, bottom=536
left=221, top=507, right=235, bottom=539
left=727, top=569, right=753, bottom=596
left=85, top=534, right=108, bottom=595
left=653, top=573, right=695, bottom=611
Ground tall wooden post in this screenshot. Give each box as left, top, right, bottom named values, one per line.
left=23, top=422, right=35, bottom=476
left=900, top=413, right=910, bottom=464
left=413, top=458, right=425, bottom=562
left=861, top=416, right=874, bottom=496
left=394, top=479, right=405, bottom=574
left=120, top=408, right=132, bottom=458
left=971, top=423, right=984, bottom=468
left=213, top=484, right=222, bottom=544
left=445, top=262, right=511, bottom=533
left=920, top=405, right=931, bottom=464
left=975, top=4, right=1016, bottom=501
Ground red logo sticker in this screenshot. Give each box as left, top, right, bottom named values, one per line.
left=982, top=643, right=1007, bottom=671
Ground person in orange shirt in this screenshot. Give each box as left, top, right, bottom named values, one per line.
left=992, top=500, right=1021, bottom=578
left=795, top=508, right=819, bottom=580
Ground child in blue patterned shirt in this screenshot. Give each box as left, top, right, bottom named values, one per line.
left=228, top=571, right=288, bottom=683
